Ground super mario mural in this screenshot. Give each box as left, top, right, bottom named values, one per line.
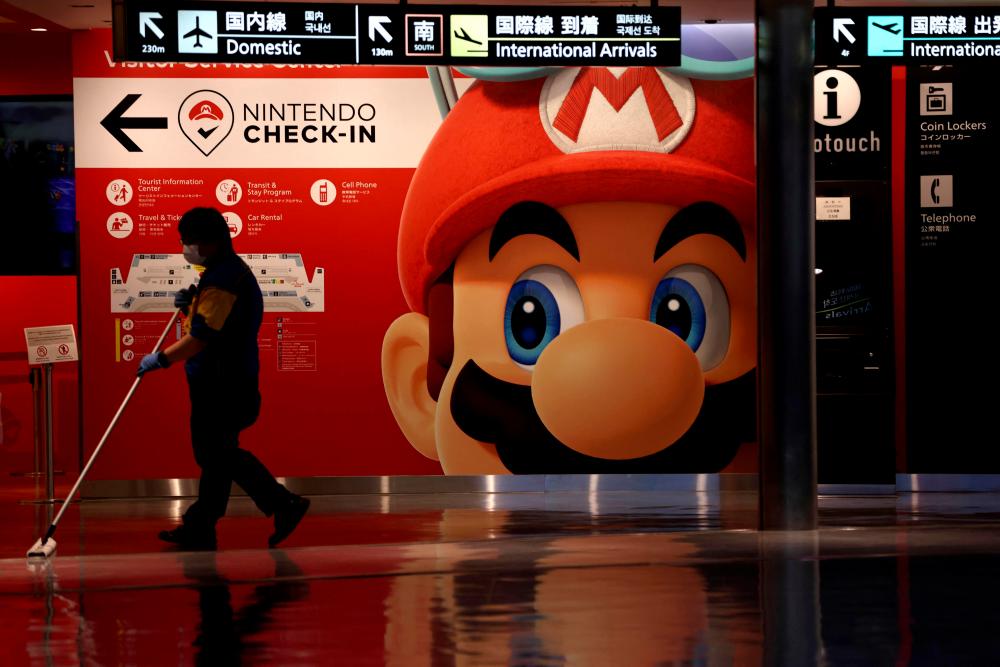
left=382, top=66, right=756, bottom=474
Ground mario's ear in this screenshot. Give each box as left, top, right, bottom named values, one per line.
left=382, top=313, right=439, bottom=461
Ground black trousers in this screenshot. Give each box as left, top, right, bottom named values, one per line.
left=183, top=378, right=292, bottom=529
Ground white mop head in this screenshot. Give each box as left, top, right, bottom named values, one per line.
left=26, top=538, right=57, bottom=559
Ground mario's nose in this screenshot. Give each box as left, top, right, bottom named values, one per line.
left=531, top=318, right=705, bottom=460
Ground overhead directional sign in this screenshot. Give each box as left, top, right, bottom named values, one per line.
left=116, top=1, right=681, bottom=66
left=817, top=7, right=1000, bottom=63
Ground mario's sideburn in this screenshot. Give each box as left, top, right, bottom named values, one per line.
left=382, top=67, right=756, bottom=474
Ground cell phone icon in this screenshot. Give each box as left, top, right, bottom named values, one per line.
left=319, top=182, right=328, bottom=203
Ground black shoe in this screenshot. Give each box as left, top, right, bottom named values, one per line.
left=269, top=496, right=310, bottom=548
left=158, top=524, right=217, bottom=551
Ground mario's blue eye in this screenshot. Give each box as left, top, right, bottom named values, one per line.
left=505, top=281, right=559, bottom=364
left=504, top=265, right=583, bottom=369
left=650, top=265, right=731, bottom=370
left=651, top=278, right=706, bottom=350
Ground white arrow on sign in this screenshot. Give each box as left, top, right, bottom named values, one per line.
left=833, top=18, right=856, bottom=44
left=369, top=16, right=392, bottom=43
left=139, top=11, right=164, bottom=39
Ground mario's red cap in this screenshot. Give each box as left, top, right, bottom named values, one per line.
left=189, top=100, right=224, bottom=121
left=398, top=67, right=755, bottom=313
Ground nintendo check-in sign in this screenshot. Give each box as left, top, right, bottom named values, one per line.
left=74, top=77, right=463, bottom=168
left=24, top=325, right=79, bottom=365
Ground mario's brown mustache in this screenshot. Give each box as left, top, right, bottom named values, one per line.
left=450, top=360, right=756, bottom=474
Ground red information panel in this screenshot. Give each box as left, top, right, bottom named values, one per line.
left=74, top=30, right=445, bottom=478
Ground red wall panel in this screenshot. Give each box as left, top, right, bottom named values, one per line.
left=891, top=66, right=907, bottom=473
left=0, top=276, right=78, bottom=475
left=0, top=32, right=71, bottom=96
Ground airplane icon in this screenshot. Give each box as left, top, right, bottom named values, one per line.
left=450, top=15, right=488, bottom=57
left=867, top=15, right=904, bottom=57
left=184, top=16, right=213, bottom=48
left=453, top=27, right=482, bottom=45
left=873, top=21, right=901, bottom=35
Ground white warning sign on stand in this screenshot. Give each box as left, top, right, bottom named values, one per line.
left=24, top=325, right=79, bottom=365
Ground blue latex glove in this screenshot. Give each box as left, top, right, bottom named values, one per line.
left=137, top=352, right=168, bottom=377
left=174, top=284, right=198, bottom=314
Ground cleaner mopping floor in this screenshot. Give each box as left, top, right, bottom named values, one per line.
left=28, top=207, right=308, bottom=560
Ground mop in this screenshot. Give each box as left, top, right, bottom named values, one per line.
left=27, top=310, right=180, bottom=559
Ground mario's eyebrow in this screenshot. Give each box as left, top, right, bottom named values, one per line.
left=653, top=202, right=746, bottom=262
left=489, top=202, right=580, bottom=262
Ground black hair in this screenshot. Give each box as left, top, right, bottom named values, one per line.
left=178, top=207, right=233, bottom=249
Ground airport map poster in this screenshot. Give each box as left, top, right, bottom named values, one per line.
left=74, top=29, right=451, bottom=477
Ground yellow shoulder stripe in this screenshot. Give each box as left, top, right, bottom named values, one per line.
left=195, top=287, right=237, bottom=331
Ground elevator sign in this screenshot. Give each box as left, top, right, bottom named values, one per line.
left=817, top=8, right=1000, bottom=63
left=116, top=2, right=680, bottom=66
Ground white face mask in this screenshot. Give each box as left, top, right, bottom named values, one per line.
left=182, top=244, right=206, bottom=266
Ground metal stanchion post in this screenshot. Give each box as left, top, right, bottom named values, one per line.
left=44, top=363, right=55, bottom=503
left=31, top=367, right=43, bottom=476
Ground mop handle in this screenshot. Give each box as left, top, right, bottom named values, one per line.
left=48, top=310, right=180, bottom=531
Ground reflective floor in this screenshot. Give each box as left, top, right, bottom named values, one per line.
left=3, top=477, right=1000, bottom=665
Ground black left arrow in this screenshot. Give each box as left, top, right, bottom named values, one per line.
left=101, top=94, right=168, bottom=152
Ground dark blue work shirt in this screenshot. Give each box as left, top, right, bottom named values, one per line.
left=184, top=252, right=262, bottom=385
